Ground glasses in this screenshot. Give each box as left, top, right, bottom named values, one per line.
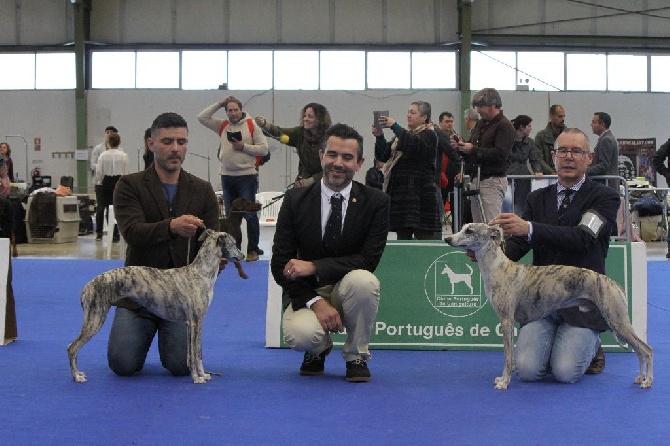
left=555, top=147, right=588, bottom=159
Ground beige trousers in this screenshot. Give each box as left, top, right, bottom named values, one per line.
left=282, top=270, right=380, bottom=362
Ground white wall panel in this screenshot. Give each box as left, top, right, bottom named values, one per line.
left=281, top=0, right=330, bottom=44
left=0, top=1, right=18, bottom=46
left=473, top=0, right=670, bottom=38
left=1, top=1, right=669, bottom=47
left=20, top=0, right=70, bottom=45
left=386, top=0, right=436, bottom=44
left=176, top=0, right=228, bottom=44
left=90, top=0, right=121, bottom=43
left=0, top=90, right=75, bottom=183
left=124, top=0, right=173, bottom=43
left=333, top=0, right=384, bottom=44
left=229, top=0, right=278, bottom=43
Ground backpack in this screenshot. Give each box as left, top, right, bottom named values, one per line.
left=632, top=192, right=663, bottom=217
left=217, top=118, right=270, bottom=167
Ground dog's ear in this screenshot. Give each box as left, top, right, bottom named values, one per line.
left=490, top=225, right=504, bottom=244
left=218, top=232, right=232, bottom=244
left=198, top=229, right=211, bottom=242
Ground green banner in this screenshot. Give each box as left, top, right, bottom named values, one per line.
left=265, top=242, right=647, bottom=352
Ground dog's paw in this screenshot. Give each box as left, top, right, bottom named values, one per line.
left=73, top=372, right=87, bottom=383
left=192, top=376, right=207, bottom=384
left=494, top=376, right=509, bottom=390
left=636, top=376, right=653, bottom=389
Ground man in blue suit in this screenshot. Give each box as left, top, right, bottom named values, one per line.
left=271, top=123, right=390, bottom=383
left=493, top=128, right=619, bottom=384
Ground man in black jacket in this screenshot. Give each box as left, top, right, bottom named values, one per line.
left=493, top=128, right=619, bottom=383
left=271, top=123, right=390, bottom=382
left=457, top=88, right=515, bottom=224
left=652, top=137, right=670, bottom=257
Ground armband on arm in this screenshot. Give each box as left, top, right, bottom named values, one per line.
left=578, top=209, right=606, bottom=238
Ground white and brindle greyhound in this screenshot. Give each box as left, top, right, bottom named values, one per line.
left=67, top=229, right=245, bottom=384
left=444, top=223, right=653, bottom=390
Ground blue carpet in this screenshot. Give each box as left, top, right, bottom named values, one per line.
left=1, top=258, right=669, bottom=444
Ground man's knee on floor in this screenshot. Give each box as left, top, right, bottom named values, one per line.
left=162, top=357, right=190, bottom=377
left=514, top=354, right=544, bottom=382
left=550, top=362, right=582, bottom=384
left=108, top=354, right=144, bottom=377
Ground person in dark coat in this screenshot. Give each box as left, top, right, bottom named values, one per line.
left=364, top=158, right=384, bottom=190
left=372, top=101, right=441, bottom=240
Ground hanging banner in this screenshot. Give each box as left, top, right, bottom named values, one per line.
left=618, top=138, right=656, bottom=185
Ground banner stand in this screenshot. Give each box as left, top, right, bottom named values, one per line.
left=0, top=239, right=17, bottom=346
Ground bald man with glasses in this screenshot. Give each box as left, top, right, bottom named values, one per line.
left=490, top=128, right=620, bottom=385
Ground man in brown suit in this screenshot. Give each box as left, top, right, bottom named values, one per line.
left=108, top=112, right=219, bottom=377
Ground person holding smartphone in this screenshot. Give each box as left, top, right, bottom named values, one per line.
left=197, top=96, right=269, bottom=262
left=372, top=101, right=441, bottom=240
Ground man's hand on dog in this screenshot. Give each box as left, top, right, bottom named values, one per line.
left=170, top=214, right=205, bottom=238
left=491, top=213, right=530, bottom=238
left=283, top=259, right=316, bottom=280
left=311, top=299, right=344, bottom=333
left=464, top=213, right=530, bottom=262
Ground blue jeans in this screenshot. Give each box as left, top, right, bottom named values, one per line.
left=221, top=174, right=260, bottom=252
left=514, top=315, right=600, bottom=384
left=107, top=306, right=189, bottom=377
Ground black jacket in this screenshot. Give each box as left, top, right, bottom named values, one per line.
left=503, top=177, right=620, bottom=331
left=652, top=138, right=670, bottom=180
left=271, top=180, right=390, bottom=310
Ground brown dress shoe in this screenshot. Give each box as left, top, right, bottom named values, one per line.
left=585, top=345, right=605, bottom=375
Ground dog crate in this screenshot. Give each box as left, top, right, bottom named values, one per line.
left=25, top=195, right=81, bottom=243
left=215, top=191, right=226, bottom=218
left=256, top=191, right=283, bottom=226
left=76, top=194, right=95, bottom=235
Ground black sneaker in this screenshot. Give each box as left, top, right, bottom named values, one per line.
left=95, top=234, right=103, bottom=241
left=256, top=248, right=264, bottom=256
left=585, top=345, right=605, bottom=375
left=299, top=346, right=332, bottom=376
left=346, top=359, right=371, bottom=382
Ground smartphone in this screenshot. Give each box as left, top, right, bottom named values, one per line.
left=226, top=131, right=242, bottom=142
left=373, top=110, right=389, bottom=130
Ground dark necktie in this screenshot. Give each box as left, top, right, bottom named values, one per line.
left=558, top=189, right=574, bottom=220
left=323, top=194, right=343, bottom=253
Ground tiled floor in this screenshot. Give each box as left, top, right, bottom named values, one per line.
left=14, top=226, right=670, bottom=262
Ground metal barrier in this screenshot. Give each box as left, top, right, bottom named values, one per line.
left=455, top=174, right=651, bottom=242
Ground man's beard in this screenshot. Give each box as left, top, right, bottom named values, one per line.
left=325, top=168, right=351, bottom=189
left=157, top=156, right=183, bottom=172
